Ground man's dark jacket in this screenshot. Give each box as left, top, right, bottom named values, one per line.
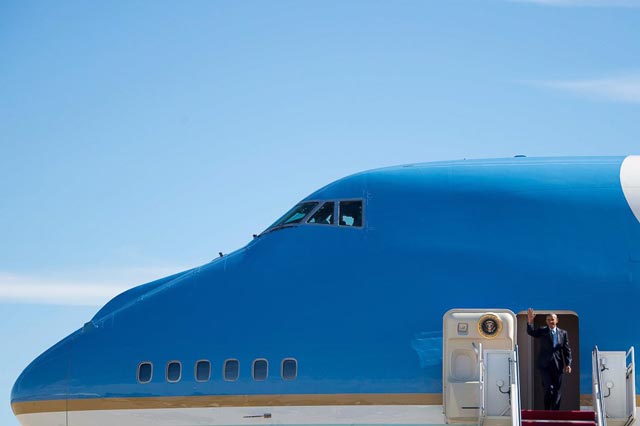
left=527, top=324, right=572, bottom=370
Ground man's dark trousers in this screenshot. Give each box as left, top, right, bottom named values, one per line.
left=527, top=324, right=572, bottom=410
left=540, top=361, right=563, bottom=410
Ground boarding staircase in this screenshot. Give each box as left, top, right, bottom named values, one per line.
left=590, top=346, right=636, bottom=426
left=475, top=344, right=522, bottom=426
left=476, top=346, right=635, bottom=426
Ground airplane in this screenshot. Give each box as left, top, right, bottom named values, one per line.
left=10, top=155, right=640, bottom=426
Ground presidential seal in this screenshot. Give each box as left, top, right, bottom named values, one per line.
left=478, top=313, right=502, bottom=338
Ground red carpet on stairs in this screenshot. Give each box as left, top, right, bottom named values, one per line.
left=522, top=421, right=596, bottom=426
left=521, top=410, right=597, bottom=426
left=522, top=410, right=596, bottom=421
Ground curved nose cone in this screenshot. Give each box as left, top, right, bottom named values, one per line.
left=11, top=335, right=72, bottom=424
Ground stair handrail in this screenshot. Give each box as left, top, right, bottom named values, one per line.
left=623, top=346, right=635, bottom=426
left=474, top=342, right=486, bottom=426
left=592, top=346, right=607, bottom=426
left=510, top=345, right=522, bottom=426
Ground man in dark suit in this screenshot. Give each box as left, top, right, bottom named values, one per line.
left=527, top=308, right=572, bottom=410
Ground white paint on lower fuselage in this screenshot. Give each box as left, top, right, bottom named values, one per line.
left=15, top=411, right=66, bottom=426
left=17, top=405, right=450, bottom=426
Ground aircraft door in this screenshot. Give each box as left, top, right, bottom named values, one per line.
left=516, top=311, right=580, bottom=410
left=443, top=309, right=517, bottom=424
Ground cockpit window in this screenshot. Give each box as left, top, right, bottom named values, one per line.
left=268, top=202, right=319, bottom=230
left=339, top=200, right=363, bottom=227
left=263, top=199, right=364, bottom=234
left=307, top=202, right=334, bottom=225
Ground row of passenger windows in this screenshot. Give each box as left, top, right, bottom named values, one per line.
left=267, top=199, right=363, bottom=231
left=137, top=358, right=298, bottom=384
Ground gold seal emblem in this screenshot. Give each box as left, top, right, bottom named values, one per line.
left=478, top=313, right=502, bottom=338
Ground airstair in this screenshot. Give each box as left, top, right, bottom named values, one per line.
left=591, top=346, right=636, bottom=426
left=473, top=346, right=636, bottom=426
left=442, top=310, right=636, bottom=426
left=471, top=343, right=522, bottom=426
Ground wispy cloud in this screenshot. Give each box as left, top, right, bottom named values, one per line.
left=532, top=73, right=640, bottom=103
left=512, top=0, right=640, bottom=6
left=0, top=266, right=190, bottom=306
left=0, top=276, right=127, bottom=306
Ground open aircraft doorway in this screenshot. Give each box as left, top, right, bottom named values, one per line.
left=516, top=310, right=580, bottom=410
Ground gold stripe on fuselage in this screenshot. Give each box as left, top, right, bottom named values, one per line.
left=12, top=399, right=67, bottom=416
left=582, top=394, right=640, bottom=407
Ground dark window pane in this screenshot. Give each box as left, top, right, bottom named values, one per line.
left=224, top=359, right=239, bottom=381
left=167, top=361, right=181, bottom=382
left=339, top=201, right=363, bottom=227
left=138, top=362, right=152, bottom=383
left=196, top=360, right=211, bottom=382
left=253, top=359, right=268, bottom=381
left=307, top=202, right=334, bottom=225
left=282, top=359, right=297, bottom=380
left=268, top=202, right=319, bottom=230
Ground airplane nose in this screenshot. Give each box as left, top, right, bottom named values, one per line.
left=11, top=335, right=72, bottom=423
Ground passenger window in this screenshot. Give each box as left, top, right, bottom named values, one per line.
left=307, top=202, right=335, bottom=225
left=268, top=202, right=319, bottom=230
left=224, top=359, right=239, bottom=381
left=166, top=361, right=181, bottom=383
left=195, top=360, right=211, bottom=382
left=137, top=362, right=153, bottom=383
left=339, top=200, right=363, bottom=227
left=253, top=359, right=268, bottom=381
left=282, top=358, right=297, bottom=380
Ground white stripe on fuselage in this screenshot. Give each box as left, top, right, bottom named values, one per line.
left=621, top=155, right=640, bottom=224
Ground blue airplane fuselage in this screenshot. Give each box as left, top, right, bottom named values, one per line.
left=11, top=156, right=640, bottom=425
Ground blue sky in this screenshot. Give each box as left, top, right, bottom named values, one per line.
left=1, top=0, right=639, bottom=424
